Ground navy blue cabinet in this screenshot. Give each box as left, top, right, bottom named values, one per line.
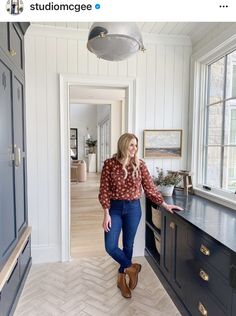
left=160, top=212, right=187, bottom=300
left=13, top=76, right=27, bottom=235
left=232, top=291, right=236, bottom=316
left=0, top=22, right=30, bottom=316
left=0, top=23, right=8, bottom=53
left=0, top=59, right=17, bottom=268
left=0, top=23, right=28, bottom=270
left=145, top=195, right=236, bottom=316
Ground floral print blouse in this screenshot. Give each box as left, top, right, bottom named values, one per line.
left=98, top=157, right=164, bottom=209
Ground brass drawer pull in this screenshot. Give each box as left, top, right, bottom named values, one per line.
left=10, top=49, right=16, bottom=56
left=198, top=302, right=207, bottom=315
left=200, top=244, right=210, bottom=256
left=199, top=269, right=209, bottom=281
left=170, top=222, right=175, bottom=229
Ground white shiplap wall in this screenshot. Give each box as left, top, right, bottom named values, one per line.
left=25, top=25, right=192, bottom=263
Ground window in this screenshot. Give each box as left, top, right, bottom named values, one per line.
left=203, top=49, right=236, bottom=194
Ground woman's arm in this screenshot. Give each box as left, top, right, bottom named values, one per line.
left=98, top=160, right=112, bottom=210
left=98, top=160, right=113, bottom=231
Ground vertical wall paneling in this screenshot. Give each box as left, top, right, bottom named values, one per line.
left=77, top=40, right=87, bottom=74
left=155, top=45, right=165, bottom=128
left=98, top=59, right=108, bottom=76
left=164, top=46, right=175, bottom=128
left=118, top=60, right=128, bottom=77
left=46, top=37, right=60, bottom=246
left=68, top=39, right=78, bottom=74
left=127, top=55, right=137, bottom=77
left=108, top=61, right=118, bottom=76
left=25, top=35, right=38, bottom=245
left=35, top=36, right=49, bottom=245
left=145, top=44, right=156, bottom=174
left=136, top=45, right=147, bottom=157
left=25, top=25, right=192, bottom=262
left=88, top=51, right=98, bottom=75
left=57, top=38, right=68, bottom=73
left=145, top=44, right=156, bottom=128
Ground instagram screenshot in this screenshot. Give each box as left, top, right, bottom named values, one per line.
left=1, top=2, right=236, bottom=316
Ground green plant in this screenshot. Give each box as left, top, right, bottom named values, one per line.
left=153, top=168, right=182, bottom=187
left=86, top=138, right=97, bottom=148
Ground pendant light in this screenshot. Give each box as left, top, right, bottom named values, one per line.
left=87, top=22, right=145, bottom=61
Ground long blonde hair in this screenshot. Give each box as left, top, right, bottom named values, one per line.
left=113, top=133, right=140, bottom=179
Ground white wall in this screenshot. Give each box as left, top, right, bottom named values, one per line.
left=25, top=25, right=192, bottom=263
left=97, top=104, right=110, bottom=124
left=70, top=103, right=97, bottom=161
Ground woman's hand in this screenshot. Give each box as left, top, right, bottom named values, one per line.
left=161, top=202, right=183, bottom=214
left=103, top=210, right=111, bottom=232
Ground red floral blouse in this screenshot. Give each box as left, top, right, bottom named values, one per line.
left=98, top=157, right=164, bottom=209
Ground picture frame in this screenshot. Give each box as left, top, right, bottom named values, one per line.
left=143, top=129, right=182, bottom=158
left=70, top=128, right=78, bottom=160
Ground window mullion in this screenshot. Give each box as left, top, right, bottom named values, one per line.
left=204, top=66, right=210, bottom=185
left=221, top=56, right=228, bottom=188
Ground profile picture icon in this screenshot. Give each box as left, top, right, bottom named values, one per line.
left=6, top=0, right=24, bottom=15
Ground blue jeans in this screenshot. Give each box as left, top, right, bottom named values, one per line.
left=104, top=199, right=142, bottom=273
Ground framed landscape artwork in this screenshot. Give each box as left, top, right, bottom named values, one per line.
left=143, top=129, right=182, bottom=158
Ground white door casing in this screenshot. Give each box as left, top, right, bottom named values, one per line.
left=59, top=74, right=136, bottom=261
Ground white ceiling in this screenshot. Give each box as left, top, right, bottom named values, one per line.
left=33, top=22, right=233, bottom=46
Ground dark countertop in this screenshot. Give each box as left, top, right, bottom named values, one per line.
left=162, top=192, right=236, bottom=254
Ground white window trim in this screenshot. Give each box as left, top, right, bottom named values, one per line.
left=190, top=35, right=236, bottom=210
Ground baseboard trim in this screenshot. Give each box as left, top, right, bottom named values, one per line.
left=31, top=245, right=61, bottom=263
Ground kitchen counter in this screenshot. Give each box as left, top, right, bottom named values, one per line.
left=163, top=192, right=236, bottom=254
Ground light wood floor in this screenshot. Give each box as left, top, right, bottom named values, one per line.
left=14, top=256, right=181, bottom=316
left=14, top=173, right=181, bottom=315
left=70, top=173, right=105, bottom=258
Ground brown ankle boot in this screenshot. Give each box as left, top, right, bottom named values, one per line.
left=117, top=273, right=131, bottom=298
left=124, top=263, right=142, bottom=290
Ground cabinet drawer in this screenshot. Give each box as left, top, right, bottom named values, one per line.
left=9, top=24, right=23, bottom=71
left=187, top=255, right=231, bottom=313
left=187, top=275, right=226, bottom=316
left=187, top=227, right=230, bottom=279
left=19, top=239, right=30, bottom=278
left=1, top=259, right=20, bottom=316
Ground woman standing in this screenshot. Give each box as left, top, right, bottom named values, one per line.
left=98, top=133, right=183, bottom=298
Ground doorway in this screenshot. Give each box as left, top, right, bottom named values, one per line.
left=68, top=85, right=129, bottom=259
left=59, top=75, right=136, bottom=261
left=98, top=116, right=110, bottom=171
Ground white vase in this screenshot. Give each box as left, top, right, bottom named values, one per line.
left=157, top=185, right=174, bottom=196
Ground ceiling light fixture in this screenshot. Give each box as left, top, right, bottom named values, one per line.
left=87, top=22, right=145, bottom=61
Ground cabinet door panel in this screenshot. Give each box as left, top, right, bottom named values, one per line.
left=0, top=59, right=16, bottom=263
left=232, top=291, right=236, bottom=316
left=13, top=76, right=26, bottom=234
left=0, top=23, right=9, bottom=54
left=172, top=221, right=186, bottom=298
left=9, top=24, right=23, bottom=71
left=161, top=214, right=172, bottom=278
left=161, top=213, right=186, bottom=299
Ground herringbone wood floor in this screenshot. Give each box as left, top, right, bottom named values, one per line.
left=14, top=256, right=181, bottom=316
left=14, top=173, right=181, bottom=315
